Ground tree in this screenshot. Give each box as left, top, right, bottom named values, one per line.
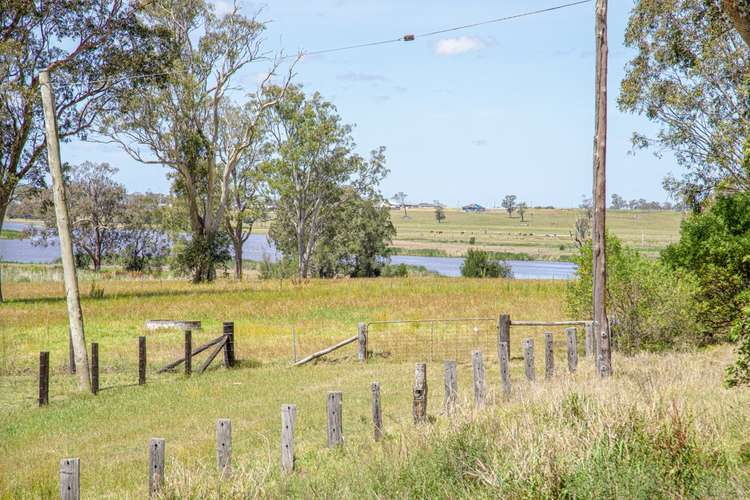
left=35, top=162, right=127, bottom=271
left=0, top=0, right=160, bottom=301
left=98, top=0, right=295, bottom=282
left=434, top=201, right=446, bottom=223
left=266, top=86, right=388, bottom=279
left=501, top=195, right=517, bottom=217
left=620, top=0, right=750, bottom=203
left=119, top=193, right=170, bottom=272
left=392, top=192, right=409, bottom=218
left=460, top=249, right=512, bottom=278
left=313, top=189, right=395, bottom=278
left=220, top=102, right=272, bottom=280
left=610, top=193, right=627, bottom=209
left=517, top=202, right=528, bottom=222
left=662, top=192, right=750, bottom=340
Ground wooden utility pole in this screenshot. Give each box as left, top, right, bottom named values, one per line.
left=39, top=70, right=91, bottom=392
left=592, top=0, right=611, bottom=376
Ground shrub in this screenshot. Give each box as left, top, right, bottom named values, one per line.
left=460, top=249, right=512, bottom=278
left=726, top=307, right=750, bottom=387
left=566, top=234, right=699, bottom=353
left=258, top=255, right=298, bottom=280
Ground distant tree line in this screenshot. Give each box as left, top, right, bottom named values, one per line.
left=610, top=193, right=685, bottom=211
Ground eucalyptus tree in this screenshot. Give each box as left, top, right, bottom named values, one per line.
left=0, top=0, right=159, bottom=301
left=219, top=102, right=272, bottom=280
left=620, top=0, right=750, bottom=205
left=99, top=0, right=295, bottom=282
left=265, top=85, right=388, bottom=279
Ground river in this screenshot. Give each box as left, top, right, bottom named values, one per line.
left=1, top=221, right=578, bottom=280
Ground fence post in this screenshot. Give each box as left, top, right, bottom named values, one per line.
left=327, top=391, right=343, bottom=447
left=223, top=321, right=235, bottom=368
left=39, top=351, right=49, bottom=407
left=138, top=336, right=146, bottom=386
left=413, top=363, right=428, bottom=423
left=499, top=342, right=511, bottom=395
left=523, top=339, right=535, bottom=381
left=497, top=314, right=511, bottom=358
left=148, top=438, right=165, bottom=497
left=567, top=328, right=578, bottom=373
left=60, top=457, right=80, bottom=500
left=443, top=360, right=458, bottom=415
left=472, top=351, right=485, bottom=408
left=68, top=329, right=76, bottom=374
left=584, top=323, right=593, bottom=357
left=371, top=382, right=382, bottom=441
left=91, top=343, right=99, bottom=395
left=281, top=404, right=296, bottom=473
left=358, top=322, right=367, bottom=362
left=216, top=418, right=232, bottom=477
left=184, top=330, right=192, bottom=376
left=544, top=332, right=554, bottom=379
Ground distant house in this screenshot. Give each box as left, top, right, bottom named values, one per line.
left=461, top=203, right=485, bottom=213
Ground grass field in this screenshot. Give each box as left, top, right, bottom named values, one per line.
left=1, top=276, right=748, bottom=498
left=388, top=208, right=683, bottom=259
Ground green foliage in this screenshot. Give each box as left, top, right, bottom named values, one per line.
left=567, top=234, right=699, bottom=353
left=663, top=192, right=750, bottom=340
left=620, top=0, right=750, bottom=200
left=258, top=255, right=298, bottom=281
left=171, top=232, right=231, bottom=283
left=460, top=249, right=512, bottom=278
left=726, top=307, right=750, bottom=387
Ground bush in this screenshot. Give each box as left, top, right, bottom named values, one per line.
left=726, top=307, right=750, bottom=387
left=460, top=249, right=513, bottom=278
left=258, top=255, right=298, bottom=280
left=171, top=232, right=231, bottom=283
left=566, top=234, right=699, bottom=353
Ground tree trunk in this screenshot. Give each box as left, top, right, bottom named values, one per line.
left=593, top=0, right=611, bottom=377
left=722, top=0, right=750, bottom=48
left=0, top=193, right=8, bottom=303
left=233, top=239, right=243, bottom=280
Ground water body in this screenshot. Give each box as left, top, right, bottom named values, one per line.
left=1, top=221, right=578, bottom=279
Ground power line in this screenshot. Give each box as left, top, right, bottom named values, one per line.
left=55, top=0, right=592, bottom=86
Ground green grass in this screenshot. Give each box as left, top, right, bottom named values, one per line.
left=0, top=228, right=22, bottom=239
left=1, top=276, right=748, bottom=498
left=390, top=208, right=682, bottom=260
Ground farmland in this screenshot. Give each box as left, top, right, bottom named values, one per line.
left=1, top=276, right=748, bottom=498
left=387, top=208, right=683, bottom=260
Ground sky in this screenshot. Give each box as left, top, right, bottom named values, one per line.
left=61, top=0, right=679, bottom=208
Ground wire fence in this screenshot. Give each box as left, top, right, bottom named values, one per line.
left=366, top=318, right=498, bottom=363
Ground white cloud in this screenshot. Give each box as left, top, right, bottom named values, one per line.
left=434, top=36, right=486, bottom=56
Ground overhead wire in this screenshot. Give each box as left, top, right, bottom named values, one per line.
left=53, top=0, right=593, bottom=87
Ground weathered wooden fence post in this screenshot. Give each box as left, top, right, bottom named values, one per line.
left=497, top=314, right=511, bottom=358
left=222, top=321, right=235, bottom=368
left=413, top=363, right=428, bottom=423
left=184, top=330, right=192, bottom=376
left=91, top=342, right=99, bottom=395
left=567, top=328, right=578, bottom=373
left=68, top=329, right=76, bottom=374
left=60, top=457, right=80, bottom=500
left=327, top=391, right=343, bottom=447
left=281, top=404, right=296, bottom=473
left=216, top=418, right=231, bottom=477
left=39, top=351, right=49, bottom=407
left=523, top=339, right=535, bottom=381
left=371, top=382, right=383, bottom=440
left=148, top=438, right=165, bottom=497
left=544, top=332, right=554, bottom=379
left=472, top=351, right=485, bottom=408
left=499, top=341, right=511, bottom=395
left=138, top=336, right=146, bottom=386
left=443, top=360, right=458, bottom=414
left=584, top=323, right=593, bottom=357
left=358, top=322, right=368, bottom=362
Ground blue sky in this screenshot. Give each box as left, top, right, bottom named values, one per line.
left=62, top=0, right=677, bottom=208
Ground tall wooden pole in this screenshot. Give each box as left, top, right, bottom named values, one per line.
left=593, top=0, right=611, bottom=376
left=39, top=69, right=91, bottom=392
